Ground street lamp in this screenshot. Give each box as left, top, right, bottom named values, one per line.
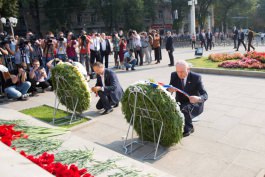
left=188, top=0, right=197, bottom=35
left=1, top=17, right=18, bottom=38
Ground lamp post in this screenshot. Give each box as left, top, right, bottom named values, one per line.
left=188, top=0, right=197, bottom=35
left=0, top=17, right=18, bottom=38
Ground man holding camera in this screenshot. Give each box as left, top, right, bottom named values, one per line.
left=56, top=32, right=67, bottom=62
left=41, top=32, right=56, bottom=72
left=124, top=49, right=136, bottom=71
left=78, top=30, right=93, bottom=76
left=29, top=59, right=50, bottom=93
left=4, top=64, right=31, bottom=100
left=90, top=31, right=101, bottom=75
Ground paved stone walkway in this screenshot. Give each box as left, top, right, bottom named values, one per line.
left=1, top=46, right=265, bottom=177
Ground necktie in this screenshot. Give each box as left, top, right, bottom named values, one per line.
left=181, top=79, right=185, bottom=90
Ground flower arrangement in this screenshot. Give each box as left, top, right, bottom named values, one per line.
left=208, top=53, right=243, bottom=62
left=121, top=81, right=184, bottom=147
left=51, top=63, right=91, bottom=114
left=244, top=51, right=265, bottom=63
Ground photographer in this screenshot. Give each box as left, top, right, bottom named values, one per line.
left=29, top=59, right=50, bottom=93
left=78, top=30, right=92, bottom=75
left=123, top=49, right=136, bottom=71
left=30, top=35, right=43, bottom=65
left=112, top=32, right=120, bottom=68
left=14, top=37, right=33, bottom=69
left=56, top=32, right=67, bottom=62
left=90, top=31, right=101, bottom=73
left=140, top=32, right=151, bottom=64
left=4, top=64, right=31, bottom=100
left=41, top=32, right=56, bottom=72
left=131, top=30, right=143, bottom=66
left=66, top=32, right=78, bottom=62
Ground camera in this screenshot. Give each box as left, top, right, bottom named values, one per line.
left=18, top=38, right=29, bottom=50
left=58, top=37, right=64, bottom=42
left=45, top=36, right=54, bottom=45
left=0, top=33, right=11, bottom=47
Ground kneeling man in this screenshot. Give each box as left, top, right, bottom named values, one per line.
left=92, top=62, right=123, bottom=115
left=168, top=60, right=208, bottom=137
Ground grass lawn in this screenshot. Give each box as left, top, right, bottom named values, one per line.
left=20, top=105, right=88, bottom=129
left=187, top=57, right=265, bottom=72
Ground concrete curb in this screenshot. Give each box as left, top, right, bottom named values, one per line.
left=191, top=67, right=265, bottom=78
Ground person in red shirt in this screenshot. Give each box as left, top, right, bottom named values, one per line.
left=78, top=30, right=93, bottom=75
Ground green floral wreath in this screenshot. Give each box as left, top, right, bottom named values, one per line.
left=51, top=63, right=91, bottom=114
left=121, top=81, right=184, bottom=147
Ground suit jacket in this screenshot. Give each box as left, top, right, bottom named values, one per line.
left=233, top=29, right=238, bottom=40
left=238, top=32, right=245, bottom=40
left=199, top=33, right=205, bottom=42
left=169, top=71, right=208, bottom=117
left=166, top=36, right=174, bottom=51
left=248, top=31, right=254, bottom=41
left=100, top=39, right=111, bottom=55
left=96, top=68, right=123, bottom=103
left=206, top=32, right=213, bottom=41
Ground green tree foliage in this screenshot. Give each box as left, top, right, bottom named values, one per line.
left=44, top=0, right=89, bottom=31
left=196, top=0, right=214, bottom=29
left=0, top=0, right=18, bottom=17
left=90, top=0, right=145, bottom=32
left=171, top=0, right=189, bottom=32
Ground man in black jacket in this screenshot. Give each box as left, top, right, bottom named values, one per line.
left=236, top=28, right=247, bottom=51
left=91, top=62, right=124, bottom=115
left=166, top=31, right=174, bottom=66
left=233, top=26, right=238, bottom=49
left=206, top=29, right=213, bottom=51
left=100, top=33, right=111, bottom=68
left=199, top=29, right=207, bottom=50
left=168, top=60, right=208, bottom=137
left=247, top=27, right=255, bottom=52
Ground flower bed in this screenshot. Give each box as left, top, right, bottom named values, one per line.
left=209, top=53, right=243, bottom=62
left=0, top=124, right=93, bottom=177
left=0, top=119, right=153, bottom=177
left=218, top=58, right=265, bottom=69
left=244, top=51, right=265, bottom=63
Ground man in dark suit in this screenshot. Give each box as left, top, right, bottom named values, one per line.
left=247, top=27, right=255, bottom=52
left=206, top=29, right=213, bottom=51
left=100, top=33, right=111, bottom=68
left=91, top=62, right=124, bottom=115
left=168, top=60, right=208, bottom=137
left=236, top=28, right=247, bottom=51
left=233, top=26, right=239, bottom=49
left=166, top=31, right=174, bottom=66
left=199, top=29, right=207, bottom=51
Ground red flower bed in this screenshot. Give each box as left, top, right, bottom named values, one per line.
left=244, top=51, right=265, bottom=63
left=0, top=124, right=93, bottom=177
left=218, top=58, right=265, bottom=69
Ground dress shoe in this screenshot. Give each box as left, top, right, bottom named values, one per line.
left=168, top=64, right=174, bottom=67
left=183, top=128, right=194, bottom=137
left=101, top=108, right=113, bottom=115
left=112, top=103, right=119, bottom=108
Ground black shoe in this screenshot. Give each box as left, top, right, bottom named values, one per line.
left=101, top=108, right=113, bottom=115
left=126, top=68, right=129, bottom=71
left=131, top=68, right=135, bottom=70
left=183, top=128, right=194, bottom=137
left=112, top=103, right=119, bottom=108
left=168, top=64, right=174, bottom=67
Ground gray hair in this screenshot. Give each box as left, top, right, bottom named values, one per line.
left=175, top=60, right=191, bottom=68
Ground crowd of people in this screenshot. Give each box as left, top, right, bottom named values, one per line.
left=0, top=29, right=165, bottom=102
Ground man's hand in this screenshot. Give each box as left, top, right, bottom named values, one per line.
left=189, top=96, right=201, bottom=104
left=91, top=86, right=101, bottom=93
left=167, top=87, right=176, bottom=93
